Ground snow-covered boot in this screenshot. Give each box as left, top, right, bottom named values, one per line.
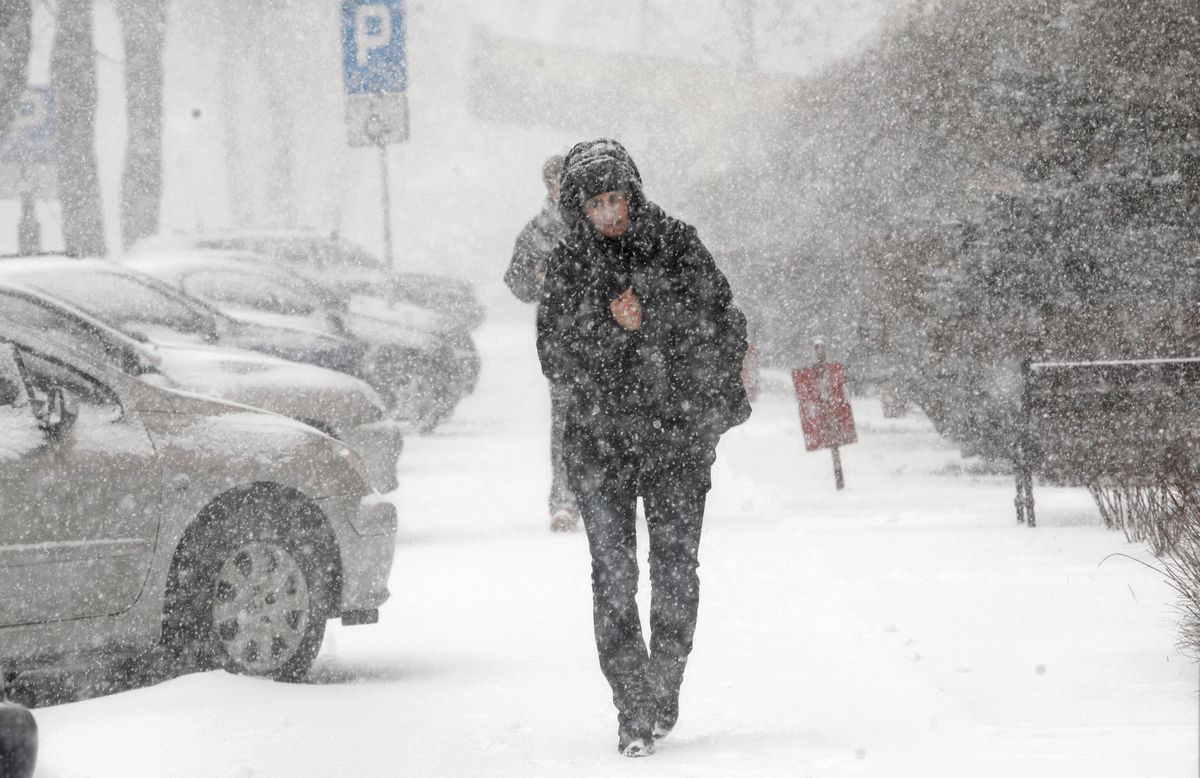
left=549, top=506, right=580, bottom=532
left=618, top=729, right=655, bottom=757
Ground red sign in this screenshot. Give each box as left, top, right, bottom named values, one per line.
left=792, top=362, right=857, bottom=452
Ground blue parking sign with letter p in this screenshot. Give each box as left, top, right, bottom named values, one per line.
left=342, top=0, right=407, bottom=95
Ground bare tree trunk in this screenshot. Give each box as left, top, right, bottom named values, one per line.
left=52, top=0, right=106, bottom=256
left=216, top=0, right=252, bottom=226
left=115, top=0, right=167, bottom=248
left=260, top=52, right=296, bottom=227
left=254, top=0, right=295, bottom=226
left=0, top=0, right=32, bottom=141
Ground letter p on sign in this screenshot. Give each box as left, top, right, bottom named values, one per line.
left=355, top=5, right=392, bottom=67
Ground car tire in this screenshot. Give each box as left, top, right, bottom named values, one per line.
left=164, top=496, right=334, bottom=682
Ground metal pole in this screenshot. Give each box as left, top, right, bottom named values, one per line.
left=376, top=139, right=397, bottom=304
left=814, top=340, right=845, bottom=490
left=1016, top=359, right=1035, bottom=527
left=18, top=193, right=41, bottom=256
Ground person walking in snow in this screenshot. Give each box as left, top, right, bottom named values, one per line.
left=505, top=153, right=580, bottom=532
left=537, top=139, right=751, bottom=757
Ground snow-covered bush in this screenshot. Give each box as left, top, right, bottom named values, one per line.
left=715, top=0, right=1200, bottom=463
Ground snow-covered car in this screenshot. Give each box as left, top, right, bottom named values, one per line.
left=136, top=229, right=486, bottom=334
left=120, top=249, right=477, bottom=432
left=0, top=319, right=396, bottom=682
left=0, top=256, right=366, bottom=376
left=0, top=283, right=404, bottom=492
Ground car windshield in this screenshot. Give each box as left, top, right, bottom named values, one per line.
left=18, top=270, right=210, bottom=336
left=182, top=268, right=320, bottom=315
left=0, top=290, right=153, bottom=373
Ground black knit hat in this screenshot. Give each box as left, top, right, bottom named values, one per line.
left=558, top=139, right=644, bottom=225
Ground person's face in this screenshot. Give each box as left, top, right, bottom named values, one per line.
left=584, top=191, right=631, bottom=238
left=547, top=180, right=561, bottom=203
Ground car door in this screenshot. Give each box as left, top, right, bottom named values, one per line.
left=0, top=341, right=161, bottom=626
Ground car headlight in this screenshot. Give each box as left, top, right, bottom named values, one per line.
left=337, top=444, right=371, bottom=486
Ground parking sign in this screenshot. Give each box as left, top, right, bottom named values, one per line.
left=0, top=87, right=55, bottom=164
left=0, top=86, right=57, bottom=198
left=342, top=0, right=408, bottom=145
left=343, top=0, right=407, bottom=94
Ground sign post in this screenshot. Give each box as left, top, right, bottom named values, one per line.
left=0, top=86, right=57, bottom=254
left=792, top=341, right=857, bottom=490
left=341, top=0, right=408, bottom=288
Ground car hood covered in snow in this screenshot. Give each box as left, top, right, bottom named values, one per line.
left=151, top=344, right=386, bottom=434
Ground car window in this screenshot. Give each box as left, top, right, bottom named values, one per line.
left=0, top=344, right=40, bottom=460
left=16, top=347, right=121, bottom=417
left=0, top=343, right=30, bottom=409
left=24, top=271, right=208, bottom=335
left=259, top=270, right=329, bottom=310
left=0, top=292, right=130, bottom=372
left=182, top=269, right=317, bottom=315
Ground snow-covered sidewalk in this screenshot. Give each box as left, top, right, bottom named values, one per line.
left=34, top=310, right=1199, bottom=777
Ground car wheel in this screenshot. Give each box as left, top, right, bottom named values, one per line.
left=209, top=538, right=324, bottom=680
left=165, top=498, right=332, bottom=682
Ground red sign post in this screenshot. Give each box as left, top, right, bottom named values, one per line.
left=792, top=342, right=857, bottom=489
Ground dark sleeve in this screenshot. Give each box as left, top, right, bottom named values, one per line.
left=504, top=219, right=545, bottom=304
left=536, top=246, right=580, bottom=384
left=675, top=226, right=752, bottom=433
left=536, top=248, right=622, bottom=399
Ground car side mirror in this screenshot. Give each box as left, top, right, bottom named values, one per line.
left=39, top=386, right=78, bottom=438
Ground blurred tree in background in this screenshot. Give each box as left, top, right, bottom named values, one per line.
left=115, top=0, right=168, bottom=248
left=53, top=0, right=106, bottom=256
left=723, top=0, right=1200, bottom=461
left=0, top=0, right=32, bottom=141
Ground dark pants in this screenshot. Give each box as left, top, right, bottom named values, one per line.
left=576, top=485, right=706, bottom=737
left=548, top=381, right=576, bottom=515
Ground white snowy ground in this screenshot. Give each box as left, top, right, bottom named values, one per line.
left=33, top=305, right=1200, bottom=777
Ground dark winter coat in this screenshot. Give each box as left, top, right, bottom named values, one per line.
left=537, top=139, right=751, bottom=495
left=504, top=198, right=565, bottom=304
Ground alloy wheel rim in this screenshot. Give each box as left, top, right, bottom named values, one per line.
left=211, top=541, right=311, bottom=674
